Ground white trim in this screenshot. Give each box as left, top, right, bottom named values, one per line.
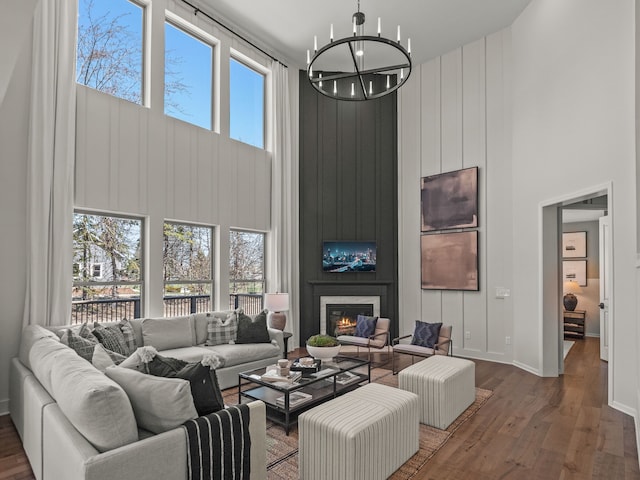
left=512, top=360, right=541, bottom=376
left=584, top=333, right=600, bottom=338
left=319, top=296, right=381, bottom=335
left=0, top=398, right=8, bottom=416
left=610, top=400, right=637, bottom=419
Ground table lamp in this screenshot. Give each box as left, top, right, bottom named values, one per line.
left=264, top=293, right=289, bottom=330
left=563, top=281, right=582, bottom=311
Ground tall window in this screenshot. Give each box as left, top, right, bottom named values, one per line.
left=76, top=0, right=144, bottom=104
left=163, top=222, right=213, bottom=316
left=164, top=20, right=213, bottom=130
left=229, top=58, right=265, bottom=148
left=229, top=230, right=265, bottom=314
left=72, top=212, right=143, bottom=323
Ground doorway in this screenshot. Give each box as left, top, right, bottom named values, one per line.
left=539, top=183, right=613, bottom=399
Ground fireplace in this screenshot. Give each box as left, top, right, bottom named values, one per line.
left=326, top=304, right=374, bottom=337
left=319, top=295, right=381, bottom=336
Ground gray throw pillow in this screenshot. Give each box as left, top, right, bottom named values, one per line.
left=61, top=326, right=98, bottom=361
left=236, top=309, right=271, bottom=344
left=411, top=321, right=442, bottom=349
left=93, top=323, right=129, bottom=356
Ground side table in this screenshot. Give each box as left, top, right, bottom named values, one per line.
left=282, top=332, right=293, bottom=358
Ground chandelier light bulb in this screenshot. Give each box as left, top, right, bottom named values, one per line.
left=400, top=68, right=404, bottom=80
left=319, top=73, right=323, bottom=87
left=330, top=24, right=334, bottom=42
left=306, top=49, right=310, bottom=65
left=397, top=25, right=401, bottom=42
left=369, top=81, right=373, bottom=95
left=353, top=17, right=357, bottom=35
left=386, top=75, right=390, bottom=89
left=333, top=80, right=337, bottom=94
left=377, top=17, right=381, bottom=36
left=314, top=35, right=318, bottom=52
left=351, top=83, right=355, bottom=96
left=408, top=38, right=411, bottom=55
left=309, top=65, right=313, bottom=78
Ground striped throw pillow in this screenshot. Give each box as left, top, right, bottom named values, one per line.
left=118, top=318, right=137, bottom=355
left=93, top=323, right=129, bottom=356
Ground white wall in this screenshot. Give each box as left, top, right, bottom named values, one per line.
left=398, top=30, right=515, bottom=364
left=511, top=0, right=636, bottom=410
left=400, top=0, right=638, bottom=418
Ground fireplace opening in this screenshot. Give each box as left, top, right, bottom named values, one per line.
left=326, top=304, right=374, bottom=337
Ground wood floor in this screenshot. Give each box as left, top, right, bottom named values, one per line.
left=1, top=337, right=638, bottom=479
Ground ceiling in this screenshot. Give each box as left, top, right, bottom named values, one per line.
left=201, top=0, right=533, bottom=67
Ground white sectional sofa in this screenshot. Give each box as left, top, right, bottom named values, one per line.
left=9, top=312, right=283, bottom=480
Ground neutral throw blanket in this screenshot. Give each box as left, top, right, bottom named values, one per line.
left=183, top=404, right=251, bottom=480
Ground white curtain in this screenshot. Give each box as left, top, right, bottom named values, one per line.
left=23, top=0, right=77, bottom=326
left=270, top=61, right=299, bottom=345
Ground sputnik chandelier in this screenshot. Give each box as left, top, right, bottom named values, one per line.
left=306, top=0, right=412, bottom=101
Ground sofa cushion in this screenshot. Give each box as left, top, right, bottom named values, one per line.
left=51, top=353, right=138, bottom=452
left=205, top=312, right=238, bottom=346
left=157, top=346, right=215, bottom=363
left=105, top=366, right=198, bottom=434
left=92, top=343, right=126, bottom=372
left=19, top=325, right=59, bottom=370
left=29, top=337, right=76, bottom=395
left=204, top=342, right=280, bottom=368
left=236, top=310, right=270, bottom=344
left=93, top=323, right=129, bottom=356
left=142, top=316, right=194, bottom=350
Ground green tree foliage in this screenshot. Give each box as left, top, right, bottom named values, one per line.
left=163, top=223, right=212, bottom=291
left=229, top=231, right=264, bottom=293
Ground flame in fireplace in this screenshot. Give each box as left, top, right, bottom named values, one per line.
left=337, top=316, right=357, bottom=327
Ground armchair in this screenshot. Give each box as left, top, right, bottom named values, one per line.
left=336, top=317, right=391, bottom=363
left=392, top=324, right=453, bottom=374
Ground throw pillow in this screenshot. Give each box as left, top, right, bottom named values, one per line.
left=236, top=309, right=271, bottom=344
left=118, top=318, right=137, bottom=355
left=173, top=362, right=225, bottom=416
left=93, top=323, right=129, bottom=356
left=205, top=312, right=238, bottom=346
left=354, top=315, right=378, bottom=338
left=411, top=321, right=443, bottom=349
left=92, top=343, right=127, bottom=372
left=61, top=326, right=98, bottom=361
left=105, top=366, right=198, bottom=434
left=141, top=316, right=193, bottom=351
left=134, top=353, right=224, bottom=416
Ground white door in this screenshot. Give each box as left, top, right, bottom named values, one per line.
left=599, top=215, right=610, bottom=361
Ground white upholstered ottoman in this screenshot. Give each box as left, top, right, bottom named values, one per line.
left=398, top=355, right=475, bottom=429
left=298, top=383, right=419, bottom=480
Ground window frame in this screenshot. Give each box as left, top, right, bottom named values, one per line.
left=229, top=50, right=270, bottom=150
left=164, top=10, right=220, bottom=132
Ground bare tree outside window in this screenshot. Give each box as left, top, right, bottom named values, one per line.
left=229, top=230, right=265, bottom=314
left=72, top=212, right=143, bottom=323
left=163, top=223, right=213, bottom=316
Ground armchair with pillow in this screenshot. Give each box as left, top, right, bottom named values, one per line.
left=336, top=315, right=391, bottom=363
left=392, top=321, right=453, bottom=374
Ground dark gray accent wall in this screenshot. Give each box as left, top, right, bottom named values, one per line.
left=298, top=70, right=399, bottom=343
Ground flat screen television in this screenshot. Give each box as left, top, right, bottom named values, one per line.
left=322, top=241, right=377, bottom=273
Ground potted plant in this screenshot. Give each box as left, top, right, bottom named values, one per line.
left=306, top=334, right=341, bottom=362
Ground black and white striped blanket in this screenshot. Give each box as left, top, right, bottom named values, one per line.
left=183, top=404, right=251, bottom=480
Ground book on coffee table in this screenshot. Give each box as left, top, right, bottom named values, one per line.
left=276, top=391, right=312, bottom=408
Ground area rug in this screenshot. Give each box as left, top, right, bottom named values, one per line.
left=224, top=368, right=493, bottom=479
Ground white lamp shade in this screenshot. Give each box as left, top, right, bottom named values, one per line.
left=564, top=281, right=583, bottom=294
left=264, top=293, right=289, bottom=312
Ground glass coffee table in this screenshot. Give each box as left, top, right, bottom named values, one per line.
left=238, top=356, right=370, bottom=434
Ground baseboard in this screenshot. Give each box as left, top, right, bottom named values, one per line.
left=0, top=398, right=9, bottom=416
left=512, top=360, right=541, bottom=376
left=584, top=333, right=600, bottom=338
left=452, top=349, right=514, bottom=366
left=610, top=400, right=637, bottom=419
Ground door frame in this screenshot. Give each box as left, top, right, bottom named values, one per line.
left=538, top=182, right=613, bottom=397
